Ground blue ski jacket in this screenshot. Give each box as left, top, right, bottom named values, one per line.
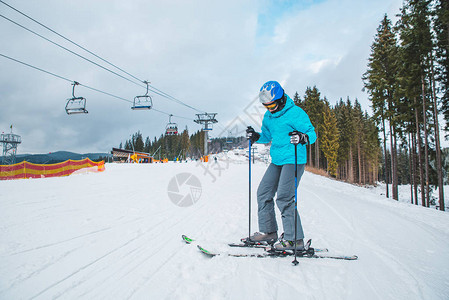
left=256, top=95, right=316, bottom=165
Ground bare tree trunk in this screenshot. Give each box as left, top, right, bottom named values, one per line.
left=364, top=160, right=368, bottom=185
left=414, top=96, right=425, bottom=207
left=345, top=160, right=348, bottom=181
left=382, top=117, right=389, bottom=198
left=340, top=163, right=344, bottom=181
left=431, top=58, right=445, bottom=211
left=348, top=146, right=354, bottom=183
left=362, top=158, right=371, bottom=185
left=364, top=158, right=368, bottom=185
left=421, top=74, right=430, bottom=207
left=408, top=131, right=414, bottom=204
left=392, top=129, right=399, bottom=200
left=308, top=144, right=312, bottom=167
left=373, top=160, right=377, bottom=186
left=358, top=141, right=362, bottom=185
left=389, top=121, right=398, bottom=200
left=315, top=131, right=320, bottom=169
left=412, top=128, right=419, bottom=205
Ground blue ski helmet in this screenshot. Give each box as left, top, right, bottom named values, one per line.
left=259, top=81, right=284, bottom=104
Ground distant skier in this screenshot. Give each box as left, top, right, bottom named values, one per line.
left=245, top=81, right=316, bottom=250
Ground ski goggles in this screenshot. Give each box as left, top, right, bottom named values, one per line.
left=262, top=101, right=278, bottom=110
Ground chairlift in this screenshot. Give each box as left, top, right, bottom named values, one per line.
left=132, top=81, right=153, bottom=110
left=226, top=131, right=233, bottom=143
left=65, top=81, right=88, bottom=115
left=165, top=114, right=178, bottom=135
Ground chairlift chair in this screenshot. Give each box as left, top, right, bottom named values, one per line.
left=226, top=131, right=233, bottom=143
left=132, top=81, right=153, bottom=110
left=65, top=82, right=88, bottom=115
left=165, top=114, right=178, bottom=135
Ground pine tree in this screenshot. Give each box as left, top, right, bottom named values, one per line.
left=396, top=0, right=434, bottom=206
left=293, top=92, right=302, bottom=106
left=363, top=14, right=399, bottom=198
left=435, top=0, right=449, bottom=135
left=124, top=140, right=131, bottom=151
left=133, top=131, right=144, bottom=152
left=180, top=127, right=190, bottom=160
left=301, top=86, right=325, bottom=168
left=364, top=113, right=381, bottom=185
left=334, top=99, right=354, bottom=182
left=353, top=100, right=365, bottom=184
left=144, top=137, right=151, bottom=153
left=321, top=100, right=339, bottom=177
left=434, top=0, right=448, bottom=211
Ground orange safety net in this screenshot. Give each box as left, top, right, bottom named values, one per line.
left=0, top=158, right=105, bottom=180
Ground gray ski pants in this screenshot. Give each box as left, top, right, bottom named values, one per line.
left=257, top=163, right=305, bottom=241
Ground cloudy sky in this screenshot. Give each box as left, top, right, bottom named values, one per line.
left=0, top=0, right=405, bottom=154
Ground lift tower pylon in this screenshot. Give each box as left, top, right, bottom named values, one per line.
left=194, top=113, right=217, bottom=156
left=1, top=126, right=22, bottom=165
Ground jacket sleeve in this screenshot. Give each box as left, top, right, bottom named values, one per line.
left=257, top=119, right=272, bottom=144
left=294, top=108, right=317, bottom=145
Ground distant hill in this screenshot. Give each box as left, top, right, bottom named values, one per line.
left=4, top=151, right=112, bottom=164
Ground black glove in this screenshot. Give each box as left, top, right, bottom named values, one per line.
left=289, top=131, right=308, bottom=145
left=246, top=126, right=260, bottom=144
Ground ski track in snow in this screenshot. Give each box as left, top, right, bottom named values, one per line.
left=301, top=185, right=425, bottom=299
left=0, top=156, right=449, bottom=300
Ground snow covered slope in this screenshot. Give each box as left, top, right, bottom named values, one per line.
left=1, top=158, right=448, bottom=299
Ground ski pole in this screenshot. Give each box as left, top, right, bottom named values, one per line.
left=293, top=142, right=299, bottom=265
left=248, top=138, right=252, bottom=242
left=288, top=131, right=299, bottom=266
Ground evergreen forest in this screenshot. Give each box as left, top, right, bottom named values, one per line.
left=119, top=0, right=448, bottom=211
left=362, top=0, right=448, bottom=210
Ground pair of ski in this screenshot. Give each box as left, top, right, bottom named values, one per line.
left=182, top=235, right=358, bottom=260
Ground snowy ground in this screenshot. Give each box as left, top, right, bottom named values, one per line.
left=1, top=152, right=449, bottom=300
left=369, top=181, right=449, bottom=210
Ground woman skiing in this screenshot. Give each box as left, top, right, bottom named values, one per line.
left=245, top=81, right=316, bottom=250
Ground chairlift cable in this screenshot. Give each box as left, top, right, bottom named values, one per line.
left=1, top=12, right=198, bottom=111
left=0, top=52, right=198, bottom=120
left=0, top=1, right=206, bottom=114
left=0, top=13, right=145, bottom=89
left=0, top=53, right=72, bottom=83
left=0, top=0, right=145, bottom=85
left=146, top=85, right=204, bottom=113
left=1, top=52, right=132, bottom=104
left=80, top=84, right=131, bottom=103
left=151, top=108, right=194, bottom=121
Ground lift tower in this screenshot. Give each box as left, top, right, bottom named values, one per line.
left=1, top=126, right=22, bottom=165
left=194, top=113, right=217, bottom=156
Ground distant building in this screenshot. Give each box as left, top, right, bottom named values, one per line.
left=111, top=148, right=153, bottom=163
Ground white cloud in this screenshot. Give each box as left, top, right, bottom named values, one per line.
left=0, top=0, right=405, bottom=153
left=307, top=58, right=341, bottom=74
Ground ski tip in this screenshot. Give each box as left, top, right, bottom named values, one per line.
left=337, top=255, right=358, bottom=260
left=315, top=254, right=358, bottom=260
left=182, top=234, right=194, bottom=244
left=197, top=245, right=217, bottom=257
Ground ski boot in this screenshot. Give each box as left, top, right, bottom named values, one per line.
left=273, top=233, right=305, bottom=251
left=241, top=232, right=278, bottom=246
